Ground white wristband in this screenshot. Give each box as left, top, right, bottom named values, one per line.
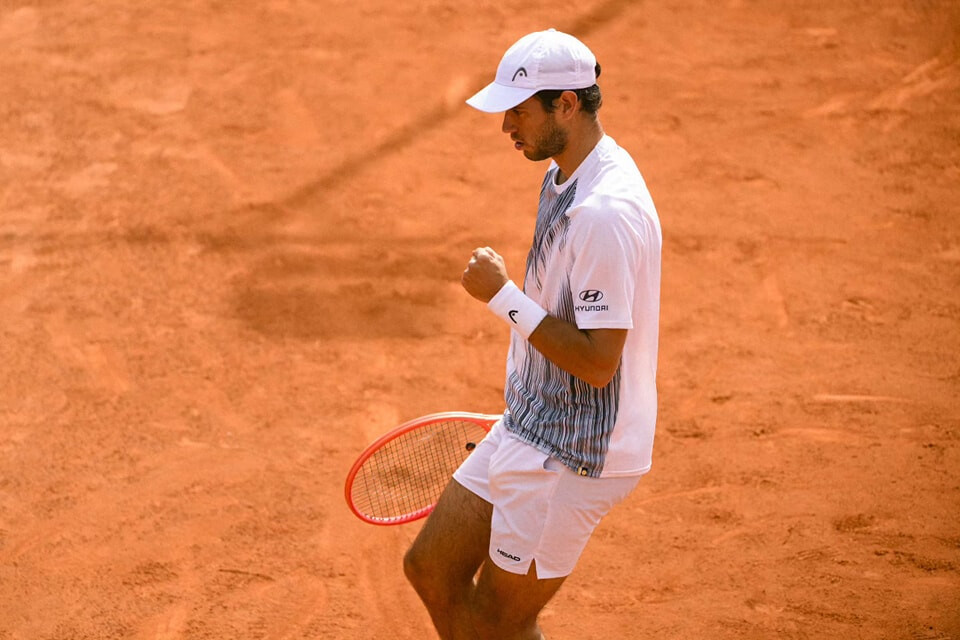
left=487, top=280, right=548, bottom=340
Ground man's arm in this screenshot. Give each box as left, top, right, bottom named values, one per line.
left=462, top=246, right=626, bottom=389
left=527, top=318, right=626, bottom=388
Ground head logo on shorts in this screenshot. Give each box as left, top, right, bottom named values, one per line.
left=511, top=67, right=527, bottom=82
left=497, top=548, right=522, bottom=562
left=579, top=289, right=604, bottom=303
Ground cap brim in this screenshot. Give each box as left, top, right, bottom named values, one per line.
left=465, top=82, right=537, bottom=113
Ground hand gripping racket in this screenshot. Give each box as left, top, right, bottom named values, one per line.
left=344, top=412, right=499, bottom=525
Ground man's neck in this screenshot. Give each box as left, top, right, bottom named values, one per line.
left=554, top=120, right=604, bottom=185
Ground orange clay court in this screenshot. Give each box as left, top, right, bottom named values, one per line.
left=0, top=1, right=958, bottom=639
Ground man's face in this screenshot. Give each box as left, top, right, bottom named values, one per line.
left=501, top=95, right=568, bottom=162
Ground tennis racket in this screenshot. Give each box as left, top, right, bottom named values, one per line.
left=344, top=412, right=499, bottom=525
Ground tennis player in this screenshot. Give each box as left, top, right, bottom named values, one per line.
left=404, top=29, right=662, bottom=639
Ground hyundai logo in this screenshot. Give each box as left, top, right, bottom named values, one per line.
left=579, top=290, right=604, bottom=302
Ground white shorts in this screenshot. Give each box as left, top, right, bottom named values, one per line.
left=453, top=419, right=641, bottom=580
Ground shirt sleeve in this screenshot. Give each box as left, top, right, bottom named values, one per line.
left=567, top=201, right=642, bottom=330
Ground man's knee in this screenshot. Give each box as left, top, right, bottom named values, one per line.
left=403, top=542, right=457, bottom=605
left=471, top=582, right=540, bottom=638
left=402, top=544, right=431, bottom=592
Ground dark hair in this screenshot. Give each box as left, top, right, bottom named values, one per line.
left=534, top=62, right=603, bottom=115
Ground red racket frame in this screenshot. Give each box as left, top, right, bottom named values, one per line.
left=344, top=412, right=499, bottom=525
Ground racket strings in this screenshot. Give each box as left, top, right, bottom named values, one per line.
left=351, top=419, right=487, bottom=522
left=357, top=423, right=457, bottom=516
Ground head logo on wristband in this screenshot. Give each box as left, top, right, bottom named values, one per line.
left=488, top=281, right=548, bottom=340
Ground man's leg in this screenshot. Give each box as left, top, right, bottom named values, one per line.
left=405, top=479, right=566, bottom=640
left=404, top=479, right=493, bottom=639
left=471, top=560, right=566, bottom=640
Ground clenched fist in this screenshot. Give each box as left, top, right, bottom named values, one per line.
left=461, top=247, right=510, bottom=302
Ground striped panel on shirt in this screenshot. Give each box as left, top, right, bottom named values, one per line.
left=527, top=171, right=575, bottom=289
left=504, top=168, right=622, bottom=477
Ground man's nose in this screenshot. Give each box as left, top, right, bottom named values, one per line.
left=501, top=112, right=516, bottom=134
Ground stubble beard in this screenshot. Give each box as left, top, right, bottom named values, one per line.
left=525, top=115, right=567, bottom=162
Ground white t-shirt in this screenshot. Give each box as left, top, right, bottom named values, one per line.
left=501, top=134, right=662, bottom=478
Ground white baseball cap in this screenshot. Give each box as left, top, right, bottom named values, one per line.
left=466, top=29, right=597, bottom=113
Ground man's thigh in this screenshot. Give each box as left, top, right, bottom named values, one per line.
left=407, top=478, right=494, bottom=584
left=473, top=559, right=566, bottom=634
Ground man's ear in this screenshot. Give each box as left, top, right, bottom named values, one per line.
left=556, top=90, right=580, bottom=119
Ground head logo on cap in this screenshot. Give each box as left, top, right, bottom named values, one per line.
left=511, top=67, right=528, bottom=82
